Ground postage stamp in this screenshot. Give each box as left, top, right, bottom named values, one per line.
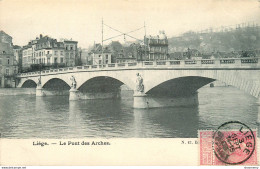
left=199, top=121, right=257, bottom=165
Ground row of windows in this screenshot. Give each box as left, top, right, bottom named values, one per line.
left=150, top=47, right=168, bottom=52
left=148, top=54, right=168, bottom=60
left=148, top=39, right=168, bottom=44
left=23, top=57, right=31, bottom=63
left=98, top=60, right=109, bottom=64
left=23, top=50, right=32, bottom=56
left=95, top=54, right=109, bottom=59
left=65, top=45, right=76, bottom=50
left=24, top=48, right=76, bottom=57
left=36, top=42, right=65, bottom=49
left=33, top=50, right=64, bottom=57
left=32, top=57, right=64, bottom=64
left=3, top=67, right=17, bottom=75
left=65, top=52, right=75, bottom=58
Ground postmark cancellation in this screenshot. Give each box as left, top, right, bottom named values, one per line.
left=199, top=121, right=258, bottom=165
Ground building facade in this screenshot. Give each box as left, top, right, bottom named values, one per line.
left=63, top=40, right=78, bottom=67
left=0, top=31, right=18, bottom=87
left=22, top=45, right=33, bottom=68
left=78, top=48, right=90, bottom=65
left=34, top=37, right=65, bottom=66
left=21, top=35, right=78, bottom=70
left=144, top=31, right=169, bottom=61
left=116, top=43, right=137, bottom=63
left=13, top=45, right=22, bottom=73
left=89, top=44, right=112, bottom=65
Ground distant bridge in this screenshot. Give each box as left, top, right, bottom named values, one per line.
left=17, top=57, right=260, bottom=108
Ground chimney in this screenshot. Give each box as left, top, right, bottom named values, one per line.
left=40, top=34, right=43, bottom=39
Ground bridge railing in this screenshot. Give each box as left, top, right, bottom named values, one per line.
left=18, top=57, right=260, bottom=77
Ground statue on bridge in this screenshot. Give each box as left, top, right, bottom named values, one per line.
left=135, top=73, right=144, bottom=93
left=37, top=77, right=41, bottom=87
left=70, top=75, right=77, bottom=89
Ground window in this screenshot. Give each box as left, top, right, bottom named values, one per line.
left=5, top=68, right=9, bottom=75
left=60, top=51, right=63, bottom=55
left=60, top=58, right=63, bottom=63
left=55, top=51, right=58, bottom=56
left=70, top=45, right=73, bottom=50
left=99, top=60, right=101, bottom=64
left=54, top=57, right=58, bottom=63
left=47, top=58, right=50, bottom=64
left=7, top=59, right=10, bottom=65
left=106, top=55, right=108, bottom=59
left=47, top=51, right=50, bottom=54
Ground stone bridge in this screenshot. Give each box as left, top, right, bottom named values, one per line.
left=17, top=57, right=260, bottom=109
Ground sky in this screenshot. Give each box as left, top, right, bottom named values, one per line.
left=0, top=0, right=260, bottom=48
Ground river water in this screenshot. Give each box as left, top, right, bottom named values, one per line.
left=0, top=87, right=259, bottom=138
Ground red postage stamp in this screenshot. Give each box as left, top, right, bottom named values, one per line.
left=199, top=121, right=257, bottom=165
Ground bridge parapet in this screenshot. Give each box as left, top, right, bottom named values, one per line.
left=18, top=57, right=260, bottom=78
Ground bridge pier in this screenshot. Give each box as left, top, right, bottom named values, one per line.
left=36, top=86, right=46, bottom=97
left=133, top=93, right=148, bottom=108
left=69, top=89, right=121, bottom=101
left=79, top=92, right=120, bottom=100
left=133, top=92, right=199, bottom=109
left=69, top=88, right=80, bottom=101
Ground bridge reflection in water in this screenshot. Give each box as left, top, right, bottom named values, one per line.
left=0, top=87, right=259, bottom=138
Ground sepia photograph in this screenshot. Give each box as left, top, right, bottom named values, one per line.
left=0, top=0, right=260, bottom=166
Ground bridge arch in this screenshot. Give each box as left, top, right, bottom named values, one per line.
left=144, top=70, right=260, bottom=98
left=21, top=79, right=37, bottom=88
left=77, top=76, right=128, bottom=93
left=75, top=73, right=135, bottom=91
left=146, top=76, right=215, bottom=97
left=42, top=78, right=71, bottom=90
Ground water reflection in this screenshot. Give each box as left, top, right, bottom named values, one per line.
left=0, top=87, right=259, bottom=138
left=133, top=106, right=199, bottom=137
left=68, top=99, right=135, bottom=138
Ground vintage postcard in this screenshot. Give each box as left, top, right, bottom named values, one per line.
left=0, top=0, right=260, bottom=167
